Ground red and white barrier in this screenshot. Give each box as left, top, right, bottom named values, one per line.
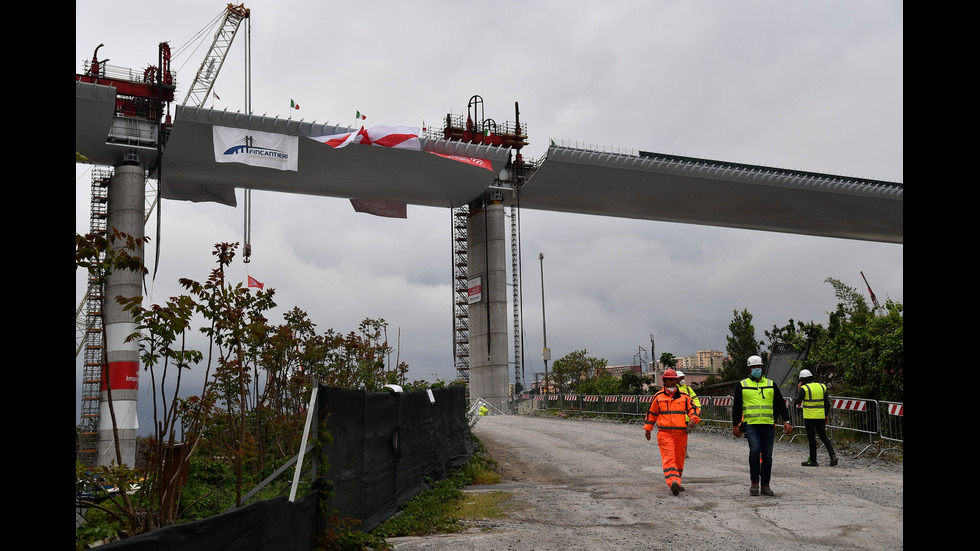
left=832, top=399, right=868, bottom=411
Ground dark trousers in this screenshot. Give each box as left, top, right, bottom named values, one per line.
left=804, top=418, right=836, bottom=461
left=745, top=423, right=774, bottom=485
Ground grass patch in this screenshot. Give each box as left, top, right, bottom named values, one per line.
left=455, top=490, right=511, bottom=520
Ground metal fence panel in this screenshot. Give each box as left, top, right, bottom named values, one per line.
left=514, top=393, right=901, bottom=460
left=877, top=401, right=903, bottom=457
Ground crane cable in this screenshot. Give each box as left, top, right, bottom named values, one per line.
left=243, top=15, right=253, bottom=263
left=170, top=10, right=226, bottom=76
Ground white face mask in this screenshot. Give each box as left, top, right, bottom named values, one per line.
left=664, top=386, right=676, bottom=393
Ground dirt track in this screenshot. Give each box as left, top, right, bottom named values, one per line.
left=388, top=415, right=903, bottom=550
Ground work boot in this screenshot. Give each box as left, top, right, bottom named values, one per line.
left=829, top=455, right=839, bottom=466
left=671, top=482, right=680, bottom=496
left=677, top=484, right=686, bottom=492
left=750, top=484, right=760, bottom=496
left=761, top=486, right=775, bottom=496
left=801, top=458, right=819, bottom=467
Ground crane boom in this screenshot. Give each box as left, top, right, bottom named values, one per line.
left=181, top=3, right=250, bottom=107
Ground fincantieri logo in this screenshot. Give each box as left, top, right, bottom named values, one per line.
left=222, top=135, right=290, bottom=163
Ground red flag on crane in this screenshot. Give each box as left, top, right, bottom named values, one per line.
left=247, top=275, right=264, bottom=290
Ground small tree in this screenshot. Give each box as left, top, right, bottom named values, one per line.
left=178, top=242, right=278, bottom=508
left=577, top=372, right=621, bottom=395
left=619, top=370, right=653, bottom=394
left=117, top=293, right=203, bottom=529
left=551, top=350, right=607, bottom=393
left=809, top=278, right=903, bottom=401
left=75, top=230, right=150, bottom=537
left=721, top=308, right=764, bottom=382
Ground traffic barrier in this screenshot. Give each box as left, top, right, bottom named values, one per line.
left=877, top=400, right=903, bottom=458
left=827, top=396, right=879, bottom=457
left=510, top=393, right=901, bottom=459
left=698, top=396, right=734, bottom=433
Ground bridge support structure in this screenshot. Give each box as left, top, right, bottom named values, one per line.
left=465, top=192, right=511, bottom=410
left=98, top=158, right=144, bottom=468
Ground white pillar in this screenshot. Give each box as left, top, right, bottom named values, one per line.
left=98, top=160, right=143, bottom=467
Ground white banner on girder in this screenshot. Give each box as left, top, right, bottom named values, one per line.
left=213, top=126, right=299, bottom=171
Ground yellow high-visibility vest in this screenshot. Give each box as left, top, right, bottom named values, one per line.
left=800, top=382, right=827, bottom=419
left=679, top=384, right=701, bottom=419
left=740, top=377, right=775, bottom=425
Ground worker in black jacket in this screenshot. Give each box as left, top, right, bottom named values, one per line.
left=731, top=356, right=793, bottom=496
left=794, top=369, right=838, bottom=467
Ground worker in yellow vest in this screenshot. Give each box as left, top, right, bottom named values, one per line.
left=676, top=371, right=700, bottom=458
left=732, top=355, right=792, bottom=497
left=676, top=371, right=701, bottom=416
left=795, top=369, right=838, bottom=467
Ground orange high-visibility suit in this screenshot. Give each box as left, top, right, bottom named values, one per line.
left=644, top=388, right=700, bottom=489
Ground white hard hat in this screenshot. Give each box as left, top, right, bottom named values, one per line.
left=676, top=370, right=685, bottom=378
left=799, top=369, right=813, bottom=378
left=747, top=355, right=763, bottom=367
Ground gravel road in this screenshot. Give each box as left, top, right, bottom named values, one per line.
left=388, top=414, right=903, bottom=550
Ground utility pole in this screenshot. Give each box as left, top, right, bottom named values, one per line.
left=649, top=333, right=656, bottom=374
left=539, top=253, right=550, bottom=394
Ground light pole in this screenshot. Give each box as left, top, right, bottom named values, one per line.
left=650, top=333, right=656, bottom=374
left=539, top=253, right=550, bottom=394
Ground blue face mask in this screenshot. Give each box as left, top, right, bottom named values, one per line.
left=750, top=368, right=763, bottom=379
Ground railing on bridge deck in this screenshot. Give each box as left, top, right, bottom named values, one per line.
left=507, top=393, right=903, bottom=458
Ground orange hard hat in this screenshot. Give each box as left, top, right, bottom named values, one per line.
left=662, top=369, right=679, bottom=380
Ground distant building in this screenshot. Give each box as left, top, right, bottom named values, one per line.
left=605, top=364, right=642, bottom=377
left=697, top=350, right=725, bottom=372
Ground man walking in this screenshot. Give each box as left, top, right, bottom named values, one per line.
left=732, top=356, right=793, bottom=496
left=796, top=369, right=838, bottom=466
left=645, top=369, right=700, bottom=495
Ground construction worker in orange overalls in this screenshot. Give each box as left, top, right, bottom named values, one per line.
left=644, top=369, right=701, bottom=495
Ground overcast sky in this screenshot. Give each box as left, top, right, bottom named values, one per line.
left=76, top=1, right=902, bottom=425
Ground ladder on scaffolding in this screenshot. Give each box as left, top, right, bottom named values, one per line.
left=77, top=167, right=111, bottom=466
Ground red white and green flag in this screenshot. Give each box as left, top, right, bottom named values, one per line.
left=310, top=125, right=420, bottom=150
left=291, top=99, right=300, bottom=110
left=356, top=110, right=366, bottom=120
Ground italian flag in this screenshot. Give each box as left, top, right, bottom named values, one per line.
left=291, top=99, right=300, bottom=110
left=356, top=110, right=366, bottom=120
left=311, top=125, right=420, bottom=150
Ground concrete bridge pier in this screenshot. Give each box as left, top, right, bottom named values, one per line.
left=98, top=156, right=143, bottom=467
left=466, top=192, right=510, bottom=411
